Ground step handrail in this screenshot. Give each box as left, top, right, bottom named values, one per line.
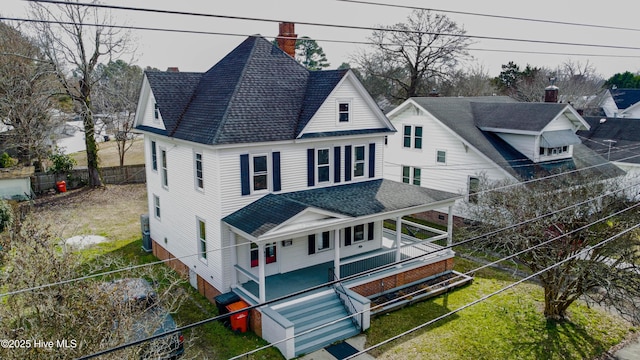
left=328, top=268, right=362, bottom=331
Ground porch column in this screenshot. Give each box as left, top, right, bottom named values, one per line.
left=395, top=216, right=402, bottom=263
left=333, top=229, right=341, bottom=279
left=258, top=242, right=266, bottom=303
left=229, top=229, right=237, bottom=285
left=447, top=205, right=454, bottom=247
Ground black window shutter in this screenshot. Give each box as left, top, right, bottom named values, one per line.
left=307, top=148, right=315, bottom=187
left=333, top=146, right=341, bottom=183
left=344, top=145, right=352, bottom=182
left=240, top=154, right=250, bottom=195
left=368, top=222, right=375, bottom=240
left=308, top=234, right=316, bottom=255
left=272, top=152, right=281, bottom=191
left=344, top=227, right=352, bottom=246
left=369, top=143, right=376, bottom=178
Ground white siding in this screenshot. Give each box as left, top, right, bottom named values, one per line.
left=496, top=133, right=536, bottom=160
left=300, top=76, right=388, bottom=135
left=385, top=105, right=509, bottom=196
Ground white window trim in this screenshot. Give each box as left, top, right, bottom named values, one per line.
left=151, top=140, right=158, bottom=172
left=153, top=102, right=160, bottom=121
left=402, top=166, right=421, bottom=185
left=436, top=150, right=447, bottom=164
left=197, top=217, right=207, bottom=263
left=160, top=148, right=168, bottom=189
left=336, top=99, right=352, bottom=124
left=153, top=194, right=160, bottom=219
left=402, top=125, right=423, bottom=149
left=316, top=148, right=332, bottom=184
left=353, top=144, right=367, bottom=179
left=194, top=151, right=204, bottom=191
left=316, top=231, right=333, bottom=252
left=250, top=153, right=270, bottom=193
left=345, top=223, right=374, bottom=245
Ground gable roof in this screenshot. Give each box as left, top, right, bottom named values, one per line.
left=138, top=36, right=386, bottom=145
left=401, top=97, right=621, bottom=180
left=223, top=179, right=461, bottom=238
left=579, top=116, right=640, bottom=164
left=610, top=88, right=640, bottom=110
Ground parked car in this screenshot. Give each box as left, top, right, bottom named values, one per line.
left=99, top=278, right=185, bottom=359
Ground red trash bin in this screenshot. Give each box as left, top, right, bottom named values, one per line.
left=56, top=180, right=67, bottom=193
left=226, top=300, right=249, bottom=333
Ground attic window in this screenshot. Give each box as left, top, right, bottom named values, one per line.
left=338, top=101, right=350, bottom=122
left=154, top=103, right=159, bottom=120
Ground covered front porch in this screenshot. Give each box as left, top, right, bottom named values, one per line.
left=234, top=226, right=455, bottom=302
left=223, top=179, right=462, bottom=304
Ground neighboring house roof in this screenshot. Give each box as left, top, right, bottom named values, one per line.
left=223, top=179, right=461, bottom=238
left=139, top=36, right=390, bottom=145
left=610, top=88, right=640, bottom=110
left=579, top=116, right=640, bottom=164
left=398, top=97, right=621, bottom=180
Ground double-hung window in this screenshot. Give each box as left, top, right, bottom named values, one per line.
left=151, top=141, right=157, bottom=171
left=353, top=145, right=365, bottom=178
left=154, top=103, right=159, bottom=120
left=194, top=152, right=204, bottom=190
left=160, top=149, right=168, bottom=188
left=197, top=218, right=207, bottom=261
left=402, top=166, right=421, bottom=185
left=252, top=155, right=268, bottom=191
left=403, top=125, right=423, bottom=149
left=338, top=101, right=350, bottom=122
left=436, top=150, right=446, bottom=164
left=317, top=148, right=330, bottom=183
left=344, top=222, right=375, bottom=246
left=153, top=195, right=160, bottom=219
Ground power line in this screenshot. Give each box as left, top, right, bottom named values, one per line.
left=338, top=0, right=640, bottom=33
left=231, top=201, right=640, bottom=359
left=23, top=0, right=640, bottom=51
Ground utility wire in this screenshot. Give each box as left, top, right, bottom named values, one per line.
left=338, top=0, right=640, bottom=33
left=23, top=0, right=640, bottom=51
left=342, top=222, right=640, bottom=359
left=231, top=201, right=640, bottom=359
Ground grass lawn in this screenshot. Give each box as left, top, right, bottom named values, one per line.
left=366, top=258, right=634, bottom=360
left=70, top=137, right=145, bottom=167
left=27, top=185, right=636, bottom=359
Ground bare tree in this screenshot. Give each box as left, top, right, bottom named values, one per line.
left=0, top=220, right=190, bottom=359
left=29, top=0, right=132, bottom=186
left=439, top=63, right=496, bottom=97
left=93, top=60, right=142, bottom=167
left=459, top=172, right=640, bottom=323
left=0, top=22, right=60, bottom=169
left=353, top=9, right=471, bottom=104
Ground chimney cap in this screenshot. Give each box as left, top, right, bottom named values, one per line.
left=166, top=67, right=180, bottom=72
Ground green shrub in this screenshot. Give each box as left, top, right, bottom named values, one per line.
left=0, top=199, right=13, bottom=232
left=0, top=152, right=17, bottom=168
left=48, top=151, right=76, bottom=174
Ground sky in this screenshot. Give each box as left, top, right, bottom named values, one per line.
left=2, top=0, right=639, bottom=79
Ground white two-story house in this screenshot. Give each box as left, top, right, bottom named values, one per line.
left=384, top=95, right=624, bottom=221
left=134, top=31, right=464, bottom=358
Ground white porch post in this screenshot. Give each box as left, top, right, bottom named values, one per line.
left=258, top=242, right=266, bottom=303
left=447, top=205, right=454, bottom=247
left=230, top=229, right=237, bottom=285
left=333, top=229, right=341, bottom=279
left=395, top=216, right=402, bottom=263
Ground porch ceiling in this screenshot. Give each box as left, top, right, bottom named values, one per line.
left=223, top=179, right=461, bottom=239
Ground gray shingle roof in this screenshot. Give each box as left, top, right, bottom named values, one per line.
left=223, top=179, right=461, bottom=237
left=139, top=36, right=374, bottom=145
left=410, top=97, right=622, bottom=180
left=579, top=116, right=640, bottom=164
left=472, top=102, right=567, bottom=132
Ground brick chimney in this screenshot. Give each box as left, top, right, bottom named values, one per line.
left=276, top=22, right=297, bottom=57
left=544, top=77, right=558, bottom=103
left=166, top=67, right=179, bottom=72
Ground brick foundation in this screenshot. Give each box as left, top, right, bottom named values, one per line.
left=349, top=258, right=454, bottom=298
left=411, top=210, right=465, bottom=227
left=152, top=239, right=189, bottom=277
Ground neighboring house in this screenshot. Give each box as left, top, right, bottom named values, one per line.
left=384, top=95, right=624, bottom=218
left=134, top=28, right=465, bottom=358
left=600, top=88, right=640, bottom=118
left=579, top=116, right=640, bottom=177
left=0, top=166, right=34, bottom=201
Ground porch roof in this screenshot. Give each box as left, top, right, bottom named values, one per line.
left=223, top=179, right=461, bottom=238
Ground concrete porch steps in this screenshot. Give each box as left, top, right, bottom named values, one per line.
left=276, top=290, right=360, bottom=357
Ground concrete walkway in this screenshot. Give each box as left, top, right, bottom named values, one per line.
left=300, top=334, right=374, bottom=360
left=614, top=334, right=640, bottom=360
